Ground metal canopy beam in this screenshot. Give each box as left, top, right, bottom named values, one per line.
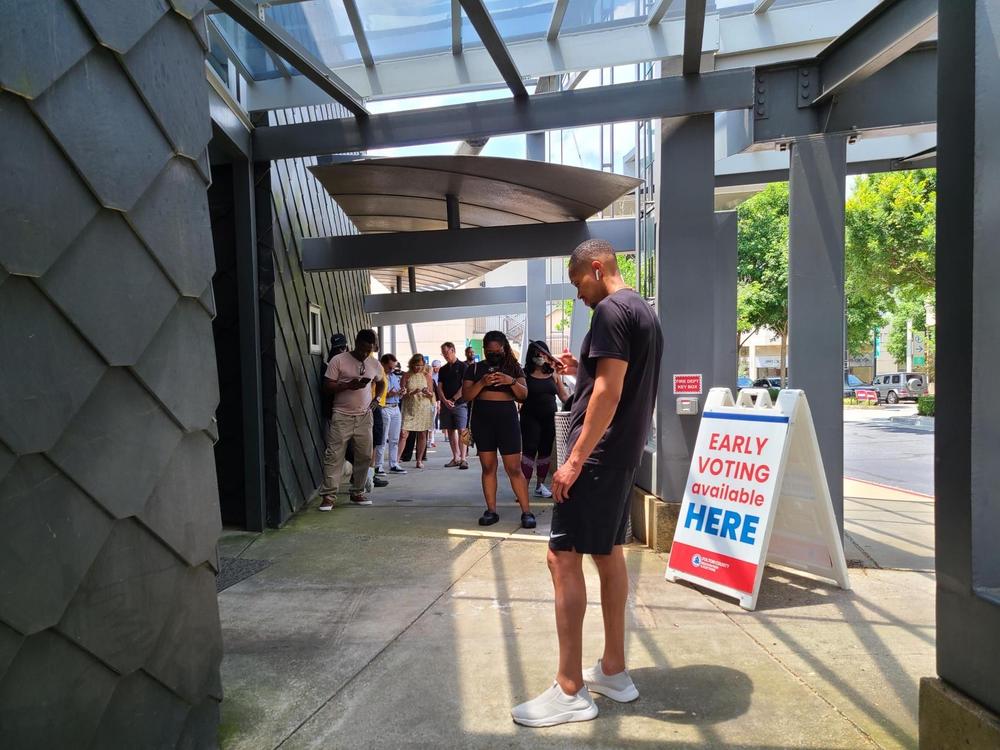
left=753, top=0, right=776, bottom=14
left=365, top=284, right=577, bottom=314
left=302, top=218, right=635, bottom=272
left=683, top=0, right=708, bottom=75
left=458, top=0, right=529, bottom=98
left=715, top=131, right=938, bottom=187
left=254, top=68, right=753, bottom=159
left=547, top=0, right=569, bottom=41
left=372, top=304, right=521, bottom=328
left=211, top=0, right=368, bottom=116
left=648, top=0, right=676, bottom=26
left=813, top=0, right=937, bottom=104
left=451, top=0, right=462, bottom=55
left=342, top=0, right=375, bottom=68
left=752, top=45, right=935, bottom=146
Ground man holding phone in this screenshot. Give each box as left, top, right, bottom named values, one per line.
left=319, top=329, right=384, bottom=510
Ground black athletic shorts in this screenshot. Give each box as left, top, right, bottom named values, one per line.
left=471, top=399, right=521, bottom=455
left=548, top=464, right=636, bottom=555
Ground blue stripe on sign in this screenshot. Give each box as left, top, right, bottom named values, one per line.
left=703, top=411, right=790, bottom=424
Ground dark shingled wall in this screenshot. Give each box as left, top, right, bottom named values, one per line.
left=0, top=2, right=223, bottom=746
left=259, top=106, right=371, bottom=527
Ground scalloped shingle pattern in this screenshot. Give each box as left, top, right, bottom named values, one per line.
left=0, top=2, right=222, bottom=747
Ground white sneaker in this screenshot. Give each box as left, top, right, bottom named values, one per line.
left=582, top=660, right=639, bottom=702
left=510, top=682, right=598, bottom=728
left=534, top=484, right=553, bottom=498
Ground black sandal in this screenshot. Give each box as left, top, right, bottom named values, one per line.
left=478, top=510, right=500, bottom=526
left=520, top=512, right=537, bottom=529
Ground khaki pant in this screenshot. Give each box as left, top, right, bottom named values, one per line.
left=320, top=410, right=373, bottom=497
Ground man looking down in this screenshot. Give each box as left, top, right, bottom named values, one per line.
left=511, top=240, right=663, bottom=728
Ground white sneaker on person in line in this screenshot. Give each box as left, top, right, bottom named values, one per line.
left=582, top=660, right=639, bottom=702
left=534, top=484, right=553, bottom=498
left=510, top=682, right=598, bottom=728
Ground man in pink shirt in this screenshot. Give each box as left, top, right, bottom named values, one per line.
left=319, top=329, right=384, bottom=509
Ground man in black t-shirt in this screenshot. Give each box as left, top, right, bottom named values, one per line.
left=511, top=240, right=662, bottom=728
left=436, top=342, right=469, bottom=468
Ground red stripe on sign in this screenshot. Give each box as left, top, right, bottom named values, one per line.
left=668, top=541, right=758, bottom=593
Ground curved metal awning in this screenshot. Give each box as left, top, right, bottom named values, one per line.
left=308, top=155, right=641, bottom=291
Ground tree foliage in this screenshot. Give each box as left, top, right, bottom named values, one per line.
left=737, top=183, right=789, bottom=345
left=735, top=170, right=937, bottom=373
left=845, top=170, right=936, bottom=301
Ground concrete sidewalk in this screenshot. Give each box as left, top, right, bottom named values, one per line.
left=217, top=449, right=934, bottom=749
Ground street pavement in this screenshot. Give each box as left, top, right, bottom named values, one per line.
left=844, top=404, right=933, bottom=496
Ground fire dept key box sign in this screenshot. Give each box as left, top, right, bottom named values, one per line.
left=666, top=388, right=850, bottom=610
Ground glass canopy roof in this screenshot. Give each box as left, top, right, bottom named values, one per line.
left=208, top=0, right=879, bottom=106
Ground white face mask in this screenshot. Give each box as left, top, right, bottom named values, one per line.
left=532, top=356, right=547, bottom=366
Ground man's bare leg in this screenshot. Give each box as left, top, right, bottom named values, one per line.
left=591, top=546, right=628, bottom=674
left=548, top=548, right=586, bottom=694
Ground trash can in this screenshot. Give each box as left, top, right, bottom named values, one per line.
left=554, top=411, right=572, bottom=469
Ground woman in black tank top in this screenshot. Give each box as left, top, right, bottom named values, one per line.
left=520, top=341, right=570, bottom=498
left=463, top=331, right=535, bottom=529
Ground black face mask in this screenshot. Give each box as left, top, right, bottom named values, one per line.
left=485, top=352, right=504, bottom=366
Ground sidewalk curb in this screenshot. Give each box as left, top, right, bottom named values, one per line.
left=888, top=415, right=935, bottom=431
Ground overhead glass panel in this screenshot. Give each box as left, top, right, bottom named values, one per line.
left=265, top=0, right=363, bottom=68
left=715, top=0, right=818, bottom=17
left=482, top=0, right=557, bottom=42
left=561, top=0, right=649, bottom=31
left=211, top=14, right=286, bottom=80
left=355, top=0, right=454, bottom=60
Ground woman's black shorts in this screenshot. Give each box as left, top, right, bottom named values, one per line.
left=471, top=399, right=521, bottom=455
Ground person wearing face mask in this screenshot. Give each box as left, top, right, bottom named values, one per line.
left=520, top=340, right=570, bottom=498
left=398, top=354, right=436, bottom=469
left=463, top=331, right=536, bottom=528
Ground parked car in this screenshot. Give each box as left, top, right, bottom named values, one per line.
left=737, top=376, right=753, bottom=389
left=753, top=377, right=782, bottom=389
left=844, top=373, right=869, bottom=398
left=871, top=372, right=927, bottom=403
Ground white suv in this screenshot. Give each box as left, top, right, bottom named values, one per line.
left=872, top=372, right=927, bottom=404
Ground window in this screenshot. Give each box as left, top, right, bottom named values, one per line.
left=308, top=304, right=322, bottom=355
left=891, top=375, right=901, bottom=384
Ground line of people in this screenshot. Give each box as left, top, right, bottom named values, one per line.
left=316, top=330, right=571, bottom=532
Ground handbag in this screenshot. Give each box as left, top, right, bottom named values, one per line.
left=460, top=400, right=475, bottom=447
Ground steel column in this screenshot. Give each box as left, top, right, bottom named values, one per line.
left=233, top=157, right=266, bottom=532
left=787, top=135, right=847, bottom=535
left=930, top=0, right=1000, bottom=721
left=525, top=132, right=547, bottom=351
left=569, top=299, right=589, bottom=357
left=655, top=114, right=718, bottom=502
left=713, top=211, right=739, bottom=394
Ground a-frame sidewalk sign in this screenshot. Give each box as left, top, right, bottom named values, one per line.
left=666, top=388, right=851, bottom=610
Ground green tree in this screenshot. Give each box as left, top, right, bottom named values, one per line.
left=737, top=183, right=789, bottom=384
left=846, top=169, right=936, bottom=300
left=845, top=169, right=937, bottom=377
